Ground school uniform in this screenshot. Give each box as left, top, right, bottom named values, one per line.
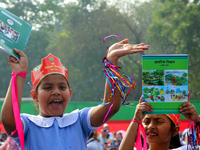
left=13, top=107, right=98, bottom=150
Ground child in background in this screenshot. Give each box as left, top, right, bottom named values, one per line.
left=1, top=39, right=149, bottom=150
left=87, top=132, right=103, bottom=150
left=108, top=141, right=119, bottom=150
left=0, top=136, right=19, bottom=150
left=99, top=129, right=113, bottom=149
left=119, top=92, right=200, bottom=150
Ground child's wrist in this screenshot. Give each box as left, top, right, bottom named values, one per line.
left=106, top=57, right=118, bottom=66
left=12, top=71, right=27, bottom=79
left=132, top=117, right=141, bottom=124
left=195, top=116, right=200, bottom=124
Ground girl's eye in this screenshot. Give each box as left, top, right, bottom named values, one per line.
left=59, top=86, right=67, bottom=90
left=143, top=120, right=149, bottom=124
left=157, top=120, right=163, bottom=124
left=44, top=86, right=52, bottom=90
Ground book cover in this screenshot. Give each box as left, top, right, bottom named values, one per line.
left=142, top=55, right=188, bottom=114
left=0, top=7, right=32, bottom=60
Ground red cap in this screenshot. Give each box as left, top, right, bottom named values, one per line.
left=166, top=114, right=180, bottom=126
left=31, top=53, right=69, bottom=90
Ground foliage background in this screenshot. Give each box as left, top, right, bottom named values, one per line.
left=0, top=0, right=199, bottom=102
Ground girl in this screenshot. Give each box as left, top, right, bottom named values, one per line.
left=119, top=93, right=200, bottom=150
left=1, top=39, right=149, bottom=150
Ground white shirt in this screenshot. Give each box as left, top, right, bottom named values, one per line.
left=133, top=145, right=195, bottom=150
left=87, top=138, right=103, bottom=150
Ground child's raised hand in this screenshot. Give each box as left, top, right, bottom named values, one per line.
left=133, top=96, right=153, bottom=122
left=180, top=92, right=200, bottom=123
left=107, top=39, right=149, bottom=64
left=8, top=49, right=28, bottom=73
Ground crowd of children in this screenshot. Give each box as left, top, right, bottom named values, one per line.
left=86, top=116, right=200, bottom=150
left=0, top=34, right=199, bottom=150
left=1, top=39, right=149, bottom=150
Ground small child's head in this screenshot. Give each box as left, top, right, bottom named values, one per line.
left=31, top=53, right=72, bottom=117
left=101, top=129, right=109, bottom=139
left=108, top=141, right=118, bottom=150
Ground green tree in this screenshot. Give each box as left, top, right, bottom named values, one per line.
left=148, top=0, right=200, bottom=99
left=46, top=0, right=157, bottom=102
left=0, top=1, right=50, bottom=97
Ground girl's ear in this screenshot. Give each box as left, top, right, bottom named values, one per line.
left=31, top=90, right=38, bottom=102
left=70, top=89, right=72, bottom=96
left=172, top=126, right=180, bottom=137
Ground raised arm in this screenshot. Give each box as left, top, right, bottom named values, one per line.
left=1, top=49, right=28, bottom=136
left=90, top=39, right=149, bottom=127
left=119, top=97, right=153, bottom=150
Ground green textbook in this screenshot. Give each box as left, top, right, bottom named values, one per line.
left=0, top=7, right=32, bottom=60
left=142, top=55, right=188, bottom=114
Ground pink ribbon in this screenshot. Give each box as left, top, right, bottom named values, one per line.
left=11, top=71, right=26, bottom=150
left=103, top=35, right=122, bottom=42
left=103, top=102, right=114, bottom=123
left=132, top=119, right=147, bottom=150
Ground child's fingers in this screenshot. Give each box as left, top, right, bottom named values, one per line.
left=188, top=91, right=190, bottom=103
left=14, top=48, right=26, bottom=57
left=180, top=102, right=190, bottom=109
left=138, top=102, right=153, bottom=112
left=118, top=39, right=129, bottom=45
left=8, top=55, right=18, bottom=63
left=139, top=96, right=143, bottom=103
left=136, top=43, right=144, bottom=46
left=180, top=103, right=194, bottom=113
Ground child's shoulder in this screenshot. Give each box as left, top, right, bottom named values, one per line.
left=171, top=145, right=188, bottom=150
left=21, top=109, right=79, bottom=127
left=21, top=107, right=94, bottom=128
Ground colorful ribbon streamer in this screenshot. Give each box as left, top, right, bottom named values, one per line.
left=102, top=57, right=137, bottom=122
left=103, top=35, right=122, bottom=54
left=187, top=122, right=200, bottom=150
left=132, top=119, right=147, bottom=150
left=11, top=71, right=26, bottom=150
left=102, top=57, right=137, bottom=104
left=102, top=35, right=136, bottom=122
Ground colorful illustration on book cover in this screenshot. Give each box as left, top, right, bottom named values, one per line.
left=142, top=70, right=164, bottom=86
left=143, top=86, right=165, bottom=102
left=165, top=86, right=188, bottom=102
left=0, top=20, right=20, bottom=42
left=165, top=70, right=188, bottom=86
left=142, top=70, right=188, bottom=103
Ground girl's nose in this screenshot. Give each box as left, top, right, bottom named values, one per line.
left=147, top=121, right=155, bottom=129
left=52, top=88, right=61, bottom=95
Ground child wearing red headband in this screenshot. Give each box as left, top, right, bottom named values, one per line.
left=119, top=92, right=200, bottom=150
left=1, top=39, right=149, bottom=150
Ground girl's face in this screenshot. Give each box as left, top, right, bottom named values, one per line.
left=34, top=74, right=72, bottom=117
left=142, top=114, right=173, bottom=146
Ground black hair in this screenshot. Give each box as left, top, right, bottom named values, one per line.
left=89, top=132, right=94, bottom=139
left=168, top=119, right=181, bottom=149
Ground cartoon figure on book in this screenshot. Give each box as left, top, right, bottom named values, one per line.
left=118, top=92, right=200, bottom=150
left=1, top=38, right=149, bottom=150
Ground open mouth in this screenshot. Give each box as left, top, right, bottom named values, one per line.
left=50, top=100, right=62, bottom=105
left=147, top=132, right=157, bottom=136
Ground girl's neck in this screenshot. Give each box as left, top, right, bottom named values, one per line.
left=149, top=143, right=170, bottom=150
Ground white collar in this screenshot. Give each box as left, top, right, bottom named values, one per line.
left=22, top=109, right=79, bottom=128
